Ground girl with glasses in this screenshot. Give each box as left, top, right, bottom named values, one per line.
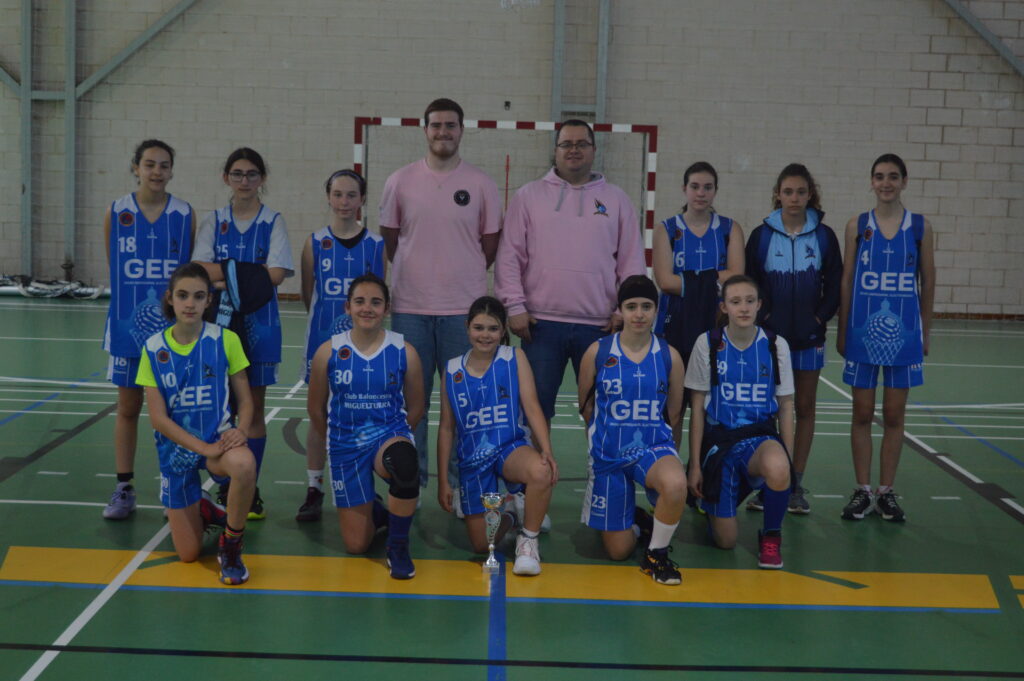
left=193, top=147, right=294, bottom=520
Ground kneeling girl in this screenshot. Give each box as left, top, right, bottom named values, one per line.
left=436, top=296, right=558, bottom=576
left=307, top=274, right=424, bottom=579
left=578, top=275, right=688, bottom=586
left=138, top=263, right=256, bottom=585
left=685, top=274, right=795, bottom=569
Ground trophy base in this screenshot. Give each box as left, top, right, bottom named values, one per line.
left=482, top=563, right=499, bottom=574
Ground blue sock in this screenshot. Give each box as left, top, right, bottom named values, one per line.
left=388, top=511, right=414, bottom=543
left=762, top=485, right=789, bottom=533
left=248, top=437, right=266, bottom=478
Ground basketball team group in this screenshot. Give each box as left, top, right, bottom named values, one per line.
left=98, top=98, right=935, bottom=587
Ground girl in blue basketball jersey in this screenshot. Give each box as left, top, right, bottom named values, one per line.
left=837, top=154, right=935, bottom=523
left=307, top=274, right=425, bottom=579
left=296, top=169, right=386, bottom=522
left=686, top=275, right=795, bottom=569
left=745, top=164, right=841, bottom=514
left=102, top=139, right=195, bottom=521
left=577, top=276, right=688, bottom=585
left=652, top=162, right=745, bottom=443
left=136, top=263, right=256, bottom=585
left=194, top=147, right=294, bottom=521
left=436, top=296, right=558, bottom=576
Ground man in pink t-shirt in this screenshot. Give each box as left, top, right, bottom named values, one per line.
left=379, top=98, right=502, bottom=488
left=495, top=120, right=646, bottom=420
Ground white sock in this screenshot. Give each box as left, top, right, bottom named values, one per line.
left=521, top=528, right=539, bottom=539
left=307, top=469, right=324, bottom=491
left=876, top=485, right=892, bottom=495
left=648, top=518, right=679, bottom=551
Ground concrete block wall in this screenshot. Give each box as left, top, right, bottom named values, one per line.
left=0, top=0, right=1021, bottom=316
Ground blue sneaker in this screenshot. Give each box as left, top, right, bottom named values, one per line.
left=386, top=539, right=415, bottom=580
left=102, top=482, right=136, bottom=520
left=217, top=534, right=249, bottom=585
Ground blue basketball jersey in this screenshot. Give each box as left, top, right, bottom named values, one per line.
left=704, top=327, right=781, bottom=429
left=144, top=324, right=232, bottom=471
left=655, top=213, right=732, bottom=345
left=587, top=333, right=674, bottom=474
left=304, top=227, right=386, bottom=367
left=845, top=211, right=925, bottom=367
left=209, top=205, right=282, bottom=363
left=104, top=193, right=193, bottom=358
left=326, top=330, right=409, bottom=457
left=444, top=345, right=530, bottom=474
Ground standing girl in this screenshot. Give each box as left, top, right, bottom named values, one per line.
left=296, top=169, right=386, bottom=522
left=652, top=161, right=744, bottom=441
left=136, top=263, right=256, bottom=585
left=194, top=147, right=294, bottom=520
left=578, top=275, right=688, bottom=586
left=837, top=154, right=935, bottom=522
left=102, top=139, right=195, bottom=520
left=307, top=274, right=425, bottom=579
left=436, top=296, right=558, bottom=576
left=686, top=274, right=795, bottom=569
left=745, top=164, right=841, bottom=513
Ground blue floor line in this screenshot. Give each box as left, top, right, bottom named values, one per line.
left=0, top=371, right=102, bottom=428
left=920, top=402, right=1024, bottom=468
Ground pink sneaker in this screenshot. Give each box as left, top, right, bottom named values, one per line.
left=757, top=531, right=783, bottom=569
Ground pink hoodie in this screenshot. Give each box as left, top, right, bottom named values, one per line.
left=495, top=168, right=646, bottom=326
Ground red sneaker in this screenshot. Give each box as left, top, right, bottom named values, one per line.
left=757, top=530, right=783, bottom=569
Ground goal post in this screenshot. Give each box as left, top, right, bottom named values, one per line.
left=353, top=117, right=659, bottom=266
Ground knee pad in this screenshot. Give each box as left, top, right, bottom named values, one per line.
left=382, top=440, right=419, bottom=500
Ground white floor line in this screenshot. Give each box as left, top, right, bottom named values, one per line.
left=36, top=471, right=68, bottom=476
left=931, top=496, right=961, bottom=500
left=935, top=455, right=984, bottom=484
left=0, top=499, right=163, bottom=510
left=1001, top=498, right=1024, bottom=515
left=273, top=480, right=304, bottom=485
left=18, top=522, right=172, bottom=681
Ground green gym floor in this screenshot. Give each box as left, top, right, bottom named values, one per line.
left=1, top=297, right=1022, bottom=680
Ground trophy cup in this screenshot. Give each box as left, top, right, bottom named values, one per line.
left=481, top=492, right=504, bottom=573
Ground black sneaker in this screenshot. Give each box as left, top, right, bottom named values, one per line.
left=247, top=486, right=266, bottom=521
left=633, top=507, right=654, bottom=548
left=640, top=546, right=681, bottom=585
left=295, top=487, right=324, bottom=522
left=746, top=489, right=764, bottom=512
left=875, top=490, right=906, bottom=522
left=841, top=488, right=874, bottom=520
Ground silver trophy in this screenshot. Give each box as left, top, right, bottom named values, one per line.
left=481, top=492, right=504, bottom=573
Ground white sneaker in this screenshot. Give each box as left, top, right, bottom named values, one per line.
left=512, top=491, right=551, bottom=532
left=512, top=532, right=541, bottom=576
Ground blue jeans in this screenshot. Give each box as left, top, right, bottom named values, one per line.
left=391, top=313, right=470, bottom=488
left=522, top=319, right=606, bottom=419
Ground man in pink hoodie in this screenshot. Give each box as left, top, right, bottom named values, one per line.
left=495, top=120, right=646, bottom=419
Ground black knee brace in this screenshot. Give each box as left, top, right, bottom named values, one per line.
left=382, top=440, right=419, bottom=500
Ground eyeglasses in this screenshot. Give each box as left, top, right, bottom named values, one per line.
left=228, top=170, right=263, bottom=182
left=556, top=140, right=594, bottom=151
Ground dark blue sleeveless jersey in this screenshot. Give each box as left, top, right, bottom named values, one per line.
left=208, top=205, right=282, bottom=363
left=844, top=210, right=925, bottom=367
left=587, top=333, right=674, bottom=474
left=144, top=324, right=232, bottom=471
left=655, top=213, right=732, bottom=359
left=704, top=327, right=781, bottom=429
left=444, top=345, right=529, bottom=474
left=104, top=193, right=193, bottom=357
left=326, top=330, right=409, bottom=457
left=304, top=227, right=386, bottom=365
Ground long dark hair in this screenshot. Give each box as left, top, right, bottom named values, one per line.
left=681, top=161, right=718, bottom=213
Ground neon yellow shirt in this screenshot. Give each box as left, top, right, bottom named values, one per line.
left=136, top=325, right=250, bottom=387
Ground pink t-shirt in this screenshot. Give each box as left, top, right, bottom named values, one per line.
left=379, top=159, right=502, bottom=315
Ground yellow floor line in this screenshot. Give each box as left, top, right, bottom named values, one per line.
left=0, top=546, right=1000, bottom=610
